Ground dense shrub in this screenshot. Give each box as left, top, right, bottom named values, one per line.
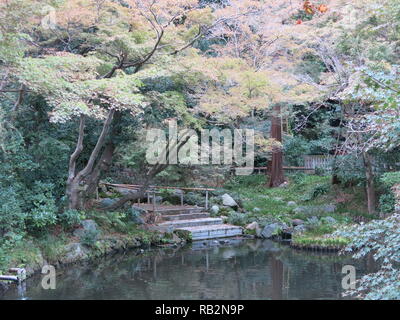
left=301, top=183, right=331, bottom=201
left=379, top=193, right=396, bottom=215
left=283, top=136, right=310, bottom=166
left=0, top=187, right=26, bottom=237
left=24, top=182, right=58, bottom=232
left=379, top=171, right=400, bottom=214
left=380, top=171, right=400, bottom=188
left=59, top=209, right=85, bottom=229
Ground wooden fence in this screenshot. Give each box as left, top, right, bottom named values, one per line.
left=303, top=155, right=333, bottom=170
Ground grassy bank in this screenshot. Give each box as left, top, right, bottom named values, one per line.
left=222, top=173, right=369, bottom=244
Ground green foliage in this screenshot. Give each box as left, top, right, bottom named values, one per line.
left=283, top=136, right=309, bottom=166
left=0, top=187, right=26, bottom=236
left=305, top=222, right=336, bottom=237
left=88, top=210, right=128, bottom=233
left=290, top=10, right=314, bottom=22
left=333, top=155, right=366, bottom=186
left=227, top=212, right=248, bottom=226
left=0, top=238, right=42, bottom=272
left=59, top=209, right=85, bottom=229
left=80, top=229, right=100, bottom=248
left=380, top=171, right=400, bottom=188
left=301, top=183, right=331, bottom=201
left=37, top=234, right=68, bottom=263
left=25, top=182, right=58, bottom=231
left=379, top=194, right=396, bottom=215
left=223, top=173, right=359, bottom=233
left=292, top=236, right=349, bottom=248
left=335, top=214, right=400, bottom=300
left=378, top=171, right=400, bottom=214
left=17, top=55, right=146, bottom=122
left=224, top=174, right=265, bottom=189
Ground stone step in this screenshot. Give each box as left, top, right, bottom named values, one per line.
left=157, top=208, right=205, bottom=215
left=159, top=217, right=223, bottom=229
left=162, top=212, right=210, bottom=221
left=178, top=224, right=243, bottom=241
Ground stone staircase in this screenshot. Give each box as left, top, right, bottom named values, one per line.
left=156, top=206, right=243, bottom=241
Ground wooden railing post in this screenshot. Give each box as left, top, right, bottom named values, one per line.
left=104, top=184, right=217, bottom=211
left=152, top=190, right=156, bottom=212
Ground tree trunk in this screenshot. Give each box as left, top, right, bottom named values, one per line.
left=362, top=152, right=376, bottom=215
left=66, top=109, right=116, bottom=210
left=85, top=112, right=122, bottom=201
left=268, top=105, right=285, bottom=187
left=85, top=143, right=115, bottom=199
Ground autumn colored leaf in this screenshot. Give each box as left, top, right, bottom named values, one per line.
left=303, top=1, right=314, bottom=14
left=318, top=5, right=328, bottom=13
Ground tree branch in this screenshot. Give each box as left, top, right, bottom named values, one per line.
left=105, top=128, right=192, bottom=210
left=170, top=25, right=203, bottom=55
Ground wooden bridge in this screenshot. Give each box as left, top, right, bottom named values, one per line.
left=105, top=183, right=243, bottom=241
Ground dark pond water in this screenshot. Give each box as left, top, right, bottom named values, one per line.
left=1, top=239, right=373, bottom=300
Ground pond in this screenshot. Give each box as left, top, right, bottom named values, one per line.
left=1, top=239, right=374, bottom=300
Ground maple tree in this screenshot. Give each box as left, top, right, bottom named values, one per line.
left=1, top=0, right=246, bottom=209
left=199, top=0, right=332, bottom=186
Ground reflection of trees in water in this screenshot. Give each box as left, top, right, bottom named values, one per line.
left=271, top=255, right=283, bottom=300
left=5, top=240, right=372, bottom=299
left=275, top=245, right=375, bottom=300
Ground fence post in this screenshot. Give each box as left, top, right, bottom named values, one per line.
left=152, top=190, right=156, bottom=212
left=205, top=190, right=209, bottom=210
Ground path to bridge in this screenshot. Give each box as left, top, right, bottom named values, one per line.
left=105, top=183, right=243, bottom=241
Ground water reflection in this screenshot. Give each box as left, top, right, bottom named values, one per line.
left=1, top=239, right=371, bottom=300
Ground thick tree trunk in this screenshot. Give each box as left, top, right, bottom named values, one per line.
left=66, top=109, right=116, bottom=210
left=268, top=105, right=285, bottom=187
left=362, top=152, right=376, bottom=215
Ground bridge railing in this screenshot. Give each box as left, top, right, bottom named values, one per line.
left=230, top=166, right=315, bottom=175
left=104, top=183, right=215, bottom=210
